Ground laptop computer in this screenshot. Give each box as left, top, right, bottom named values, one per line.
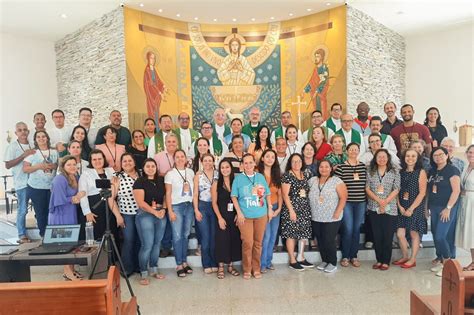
left=29, top=225, right=81, bottom=255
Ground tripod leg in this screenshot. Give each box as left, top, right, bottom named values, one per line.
left=109, top=234, right=141, bottom=315
left=88, top=234, right=107, bottom=280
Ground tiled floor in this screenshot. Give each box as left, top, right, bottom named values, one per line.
left=30, top=256, right=471, bottom=314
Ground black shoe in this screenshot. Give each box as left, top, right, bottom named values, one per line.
left=160, top=249, right=171, bottom=258
left=289, top=262, right=304, bottom=271
left=297, top=259, right=315, bottom=268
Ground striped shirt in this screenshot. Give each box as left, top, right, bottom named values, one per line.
left=335, top=162, right=367, bottom=203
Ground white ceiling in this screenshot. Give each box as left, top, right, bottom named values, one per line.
left=0, top=0, right=473, bottom=42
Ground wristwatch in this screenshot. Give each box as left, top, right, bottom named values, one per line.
left=447, top=205, right=452, bottom=210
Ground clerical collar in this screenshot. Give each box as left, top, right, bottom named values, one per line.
left=180, top=128, right=189, bottom=132
left=251, top=122, right=260, bottom=127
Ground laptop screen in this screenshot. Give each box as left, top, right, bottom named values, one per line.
left=43, top=225, right=80, bottom=244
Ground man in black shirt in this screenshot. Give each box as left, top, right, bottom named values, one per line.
left=381, top=101, right=402, bottom=135
left=95, top=110, right=131, bottom=146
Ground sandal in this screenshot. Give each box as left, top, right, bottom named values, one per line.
left=176, top=268, right=187, bottom=278
left=63, top=273, right=81, bottom=281
left=243, top=272, right=251, bottom=280
left=211, top=267, right=218, bottom=273
left=183, top=265, right=193, bottom=274
left=227, top=266, right=240, bottom=277
left=17, top=236, right=31, bottom=244
left=151, top=273, right=165, bottom=280
left=139, top=277, right=150, bottom=285
left=463, top=262, right=474, bottom=271
left=253, top=272, right=262, bottom=279
left=351, top=259, right=361, bottom=267
left=393, top=258, right=409, bottom=266
left=340, top=258, right=350, bottom=267
left=217, top=266, right=225, bottom=279
left=204, top=268, right=213, bottom=274
left=73, top=271, right=84, bottom=279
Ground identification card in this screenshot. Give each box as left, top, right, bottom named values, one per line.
left=227, top=203, right=234, bottom=212
left=376, top=185, right=384, bottom=194
left=402, top=192, right=409, bottom=201
left=183, top=181, right=190, bottom=193
left=318, top=196, right=324, bottom=204
left=299, top=189, right=306, bottom=198
left=432, top=185, right=437, bottom=194
left=353, top=173, right=360, bottom=180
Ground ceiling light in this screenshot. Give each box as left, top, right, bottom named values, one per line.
left=232, top=18, right=237, bottom=22
left=307, top=8, right=312, bottom=12
left=194, top=17, right=199, bottom=21
left=176, top=13, right=181, bottom=17
left=270, top=17, right=275, bottom=20
left=139, top=3, right=144, bottom=7
left=326, top=2, right=331, bottom=6
left=213, top=18, right=218, bottom=22
left=251, top=18, right=256, bottom=21
left=60, top=13, right=67, bottom=19
left=289, top=13, right=294, bottom=16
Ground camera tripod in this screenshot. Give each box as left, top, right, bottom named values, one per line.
left=89, top=188, right=141, bottom=315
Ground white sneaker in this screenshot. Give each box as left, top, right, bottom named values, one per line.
left=435, top=266, right=444, bottom=277
left=324, top=264, right=337, bottom=273
left=430, top=263, right=443, bottom=273
left=365, top=242, right=373, bottom=249
left=317, top=262, right=328, bottom=270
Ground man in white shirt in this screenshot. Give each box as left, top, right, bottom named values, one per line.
left=270, top=111, right=303, bottom=145
left=322, top=103, right=343, bottom=134
left=302, top=110, right=334, bottom=142
left=28, top=112, right=47, bottom=144
left=363, top=116, right=397, bottom=154
left=189, top=121, right=228, bottom=160
left=4, top=122, right=35, bottom=243
left=49, top=109, right=71, bottom=154
left=213, top=108, right=231, bottom=141
left=173, top=112, right=200, bottom=154
left=148, top=114, right=174, bottom=158
left=335, top=114, right=366, bottom=153
left=76, top=107, right=98, bottom=148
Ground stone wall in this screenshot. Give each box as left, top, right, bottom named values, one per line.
left=346, top=6, right=405, bottom=117
left=55, top=7, right=128, bottom=128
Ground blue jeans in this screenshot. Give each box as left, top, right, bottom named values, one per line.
left=196, top=201, right=217, bottom=268
left=27, top=186, right=50, bottom=237
left=16, top=188, right=29, bottom=238
left=431, top=204, right=458, bottom=259
left=135, top=209, right=167, bottom=277
left=161, top=215, right=172, bottom=250
left=170, top=202, right=194, bottom=265
left=261, top=204, right=279, bottom=270
left=121, top=213, right=140, bottom=275
left=340, top=202, right=366, bottom=259
left=446, top=200, right=460, bottom=258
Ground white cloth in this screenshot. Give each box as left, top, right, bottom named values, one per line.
left=49, top=126, right=72, bottom=146
left=455, top=167, right=474, bottom=250
left=179, top=128, right=200, bottom=154
left=286, top=140, right=304, bottom=156
left=214, top=124, right=226, bottom=141
left=322, top=118, right=341, bottom=132
left=340, top=129, right=366, bottom=154
left=78, top=167, right=115, bottom=215
left=164, top=168, right=195, bottom=205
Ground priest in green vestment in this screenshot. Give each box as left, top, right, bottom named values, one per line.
left=302, top=109, right=334, bottom=142
left=335, top=114, right=366, bottom=153
left=270, top=111, right=303, bottom=145
left=322, top=103, right=343, bottom=134
left=147, top=114, right=174, bottom=158
left=174, top=112, right=200, bottom=154
left=213, top=107, right=231, bottom=141
left=242, top=106, right=262, bottom=142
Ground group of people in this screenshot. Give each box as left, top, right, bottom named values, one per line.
left=3, top=102, right=473, bottom=284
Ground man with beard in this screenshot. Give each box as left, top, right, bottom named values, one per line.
left=242, top=106, right=262, bottom=142
left=352, top=102, right=372, bottom=136
left=95, top=110, right=131, bottom=146
left=390, top=104, right=432, bottom=155
left=381, top=101, right=403, bottom=135
left=147, top=114, right=174, bottom=157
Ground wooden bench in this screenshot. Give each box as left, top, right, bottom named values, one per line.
left=0, top=266, right=137, bottom=315
left=411, top=259, right=474, bottom=314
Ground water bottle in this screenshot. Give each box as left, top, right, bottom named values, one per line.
left=85, top=222, right=94, bottom=246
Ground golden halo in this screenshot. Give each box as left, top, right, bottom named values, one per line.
left=223, top=33, right=247, bottom=55
left=311, top=44, right=329, bottom=64
left=142, top=46, right=160, bottom=65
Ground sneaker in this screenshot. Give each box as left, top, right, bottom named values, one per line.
left=324, top=264, right=337, bottom=273
left=289, top=262, right=305, bottom=271
left=297, top=259, right=314, bottom=268
left=435, top=266, right=444, bottom=277
left=430, top=264, right=443, bottom=273
left=365, top=242, right=373, bottom=249
left=316, top=262, right=328, bottom=270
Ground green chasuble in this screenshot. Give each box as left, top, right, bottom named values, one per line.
left=325, top=118, right=337, bottom=133
left=153, top=131, right=166, bottom=154
left=381, top=133, right=387, bottom=144
left=213, top=125, right=231, bottom=140
left=274, top=126, right=284, bottom=140
left=194, top=134, right=223, bottom=157
left=336, top=128, right=362, bottom=145
left=174, top=128, right=200, bottom=150
left=242, top=122, right=261, bottom=142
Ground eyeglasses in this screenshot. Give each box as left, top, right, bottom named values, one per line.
left=369, top=140, right=381, bottom=144
left=433, top=153, right=446, bottom=158
left=202, top=127, right=212, bottom=130
left=341, top=120, right=353, bottom=123
left=179, top=117, right=190, bottom=121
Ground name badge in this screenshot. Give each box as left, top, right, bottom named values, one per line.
left=432, top=185, right=437, bottom=194
left=353, top=173, right=360, bottom=180
left=227, top=203, right=234, bottom=212
left=299, top=189, right=306, bottom=198
left=376, top=185, right=384, bottom=194
left=318, top=196, right=324, bottom=204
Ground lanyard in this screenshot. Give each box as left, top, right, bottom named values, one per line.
left=377, top=170, right=386, bottom=184
left=39, top=148, right=51, bottom=162
left=104, top=143, right=117, bottom=165
left=175, top=167, right=187, bottom=183
left=288, top=142, right=297, bottom=155
left=17, top=140, right=32, bottom=152
left=244, top=172, right=255, bottom=186
left=318, top=177, right=330, bottom=193
left=165, top=153, right=173, bottom=169
left=203, top=170, right=214, bottom=186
